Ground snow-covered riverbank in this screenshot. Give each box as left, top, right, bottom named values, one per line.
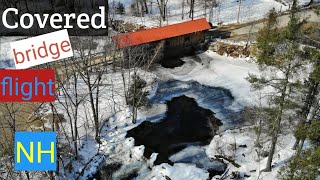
left=37, top=50, right=299, bottom=180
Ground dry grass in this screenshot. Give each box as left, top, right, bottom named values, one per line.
left=0, top=102, right=45, bottom=149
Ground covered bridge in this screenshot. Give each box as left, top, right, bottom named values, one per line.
left=112, top=18, right=211, bottom=61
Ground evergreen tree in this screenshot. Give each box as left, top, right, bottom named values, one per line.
left=280, top=121, right=320, bottom=179
left=281, top=5, right=320, bottom=179
left=293, top=47, right=320, bottom=153
left=116, top=2, right=125, bottom=15
left=247, top=1, right=307, bottom=172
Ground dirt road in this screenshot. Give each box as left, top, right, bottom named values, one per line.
left=228, top=8, right=319, bottom=41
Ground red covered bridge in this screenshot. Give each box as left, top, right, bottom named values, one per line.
left=112, top=18, right=211, bottom=60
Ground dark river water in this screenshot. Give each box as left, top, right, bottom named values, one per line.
left=127, top=80, right=243, bottom=177
left=149, top=80, right=244, bottom=129
left=94, top=80, right=243, bottom=179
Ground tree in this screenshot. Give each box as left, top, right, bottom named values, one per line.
left=130, top=0, right=148, bottom=17
left=189, top=0, right=195, bottom=20
left=292, top=47, right=320, bottom=153
left=280, top=121, right=320, bottom=179
left=157, top=0, right=169, bottom=25
left=53, top=57, right=83, bottom=158
left=247, top=2, right=307, bottom=172
left=307, top=0, right=314, bottom=6
left=130, top=2, right=139, bottom=16
left=181, top=0, right=185, bottom=19
left=117, top=40, right=164, bottom=123
left=142, top=0, right=149, bottom=14
left=289, top=0, right=320, bottom=155
left=0, top=102, right=51, bottom=179
left=237, top=0, right=242, bottom=23
left=208, top=0, right=220, bottom=24
left=70, top=37, right=106, bottom=143
left=116, top=2, right=125, bottom=15
left=285, top=6, right=320, bottom=178
left=244, top=92, right=272, bottom=148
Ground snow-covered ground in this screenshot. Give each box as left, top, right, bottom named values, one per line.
left=144, top=51, right=298, bottom=179
left=0, top=37, right=24, bottom=67
left=206, top=127, right=296, bottom=179
left=43, top=68, right=158, bottom=179
left=1, top=0, right=318, bottom=64
left=114, top=0, right=319, bottom=28
left=154, top=51, right=263, bottom=107
left=141, top=51, right=302, bottom=180
left=0, top=36, right=111, bottom=65
left=0, top=1, right=316, bottom=179
left=34, top=49, right=300, bottom=180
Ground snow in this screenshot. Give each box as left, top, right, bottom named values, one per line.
left=43, top=68, right=158, bottom=179
left=0, top=40, right=302, bottom=179
left=141, top=163, right=210, bottom=180
left=0, top=36, right=25, bottom=68
left=147, top=79, right=239, bottom=129
left=0, top=36, right=111, bottom=67
left=154, top=51, right=262, bottom=109
left=0, top=0, right=316, bottom=178
left=115, top=0, right=287, bottom=27
left=44, top=49, right=253, bottom=179
left=49, top=49, right=301, bottom=179
left=140, top=50, right=301, bottom=179
left=169, top=146, right=226, bottom=173
left=0, top=42, right=303, bottom=179
left=206, top=127, right=296, bottom=179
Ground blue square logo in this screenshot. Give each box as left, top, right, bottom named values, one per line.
left=14, top=132, right=56, bottom=171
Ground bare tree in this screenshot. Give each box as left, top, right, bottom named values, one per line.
left=189, top=0, right=195, bottom=20
left=182, top=0, right=185, bottom=19
left=69, top=37, right=108, bottom=143
left=114, top=25, right=164, bottom=123
left=307, top=0, right=314, bottom=6
left=0, top=101, right=51, bottom=179
left=237, top=0, right=242, bottom=23
left=142, top=0, right=149, bottom=14
left=157, top=0, right=169, bottom=25
left=53, top=58, right=85, bottom=157
left=125, top=42, right=164, bottom=123
left=208, top=0, right=216, bottom=23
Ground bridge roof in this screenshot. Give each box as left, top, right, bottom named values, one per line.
left=112, top=18, right=211, bottom=48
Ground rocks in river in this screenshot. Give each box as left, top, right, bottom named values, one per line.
left=126, top=96, right=223, bottom=165
left=160, top=57, right=185, bottom=68
left=231, top=171, right=241, bottom=179
left=90, top=162, right=122, bottom=180
left=169, top=146, right=227, bottom=178
left=93, top=161, right=144, bottom=180
left=239, top=144, right=247, bottom=148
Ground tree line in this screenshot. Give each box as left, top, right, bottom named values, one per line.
left=247, top=0, right=320, bottom=178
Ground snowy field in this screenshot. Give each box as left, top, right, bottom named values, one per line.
left=114, top=0, right=318, bottom=27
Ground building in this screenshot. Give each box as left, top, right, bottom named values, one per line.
left=112, top=18, right=211, bottom=62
